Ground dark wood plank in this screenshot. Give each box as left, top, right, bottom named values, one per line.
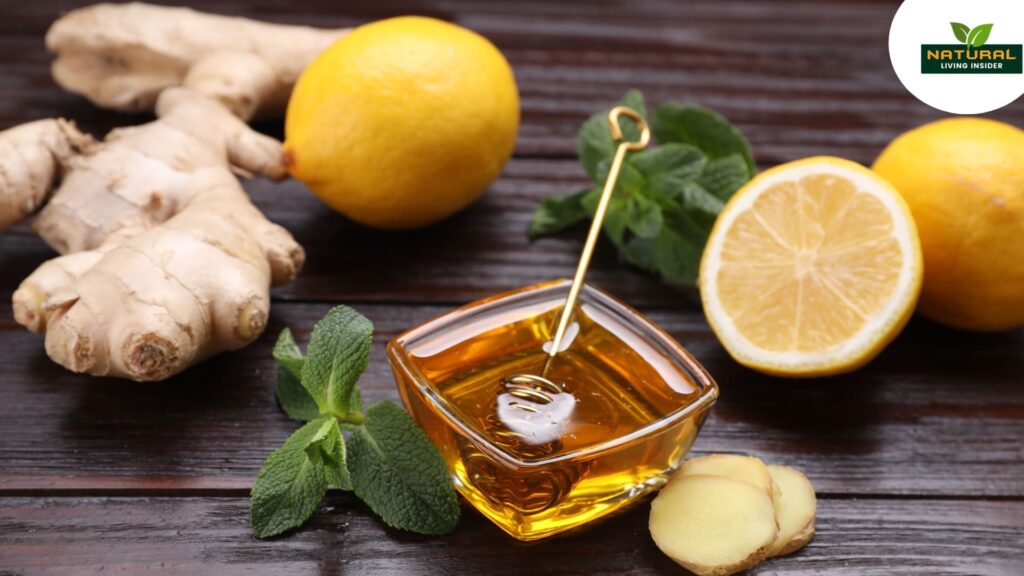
left=0, top=495, right=1021, bottom=575
left=3, top=0, right=1024, bottom=164
left=260, top=159, right=688, bottom=307
left=3, top=0, right=1023, bottom=307
left=0, top=1, right=1022, bottom=573
left=0, top=301, right=1020, bottom=497
left=0, top=158, right=693, bottom=309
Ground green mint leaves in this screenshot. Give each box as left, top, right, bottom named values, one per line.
left=273, top=329, right=320, bottom=421
left=348, top=402, right=461, bottom=535
left=651, top=103, right=756, bottom=174
left=251, top=417, right=336, bottom=539
left=529, top=89, right=755, bottom=285
left=252, top=306, right=459, bottom=539
left=951, top=22, right=993, bottom=47
left=301, top=307, right=372, bottom=417
left=274, top=364, right=321, bottom=422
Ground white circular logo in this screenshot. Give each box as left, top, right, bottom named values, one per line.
left=889, top=0, right=1024, bottom=114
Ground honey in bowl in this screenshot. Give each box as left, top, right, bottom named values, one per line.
left=388, top=279, right=718, bottom=540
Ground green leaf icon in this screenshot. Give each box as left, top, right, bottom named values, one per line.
left=951, top=22, right=970, bottom=43
left=968, top=24, right=993, bottom=48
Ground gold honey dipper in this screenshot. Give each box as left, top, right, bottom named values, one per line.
left=504, top=106, right=651, bottom=406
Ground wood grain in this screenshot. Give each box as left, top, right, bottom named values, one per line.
left=0, top=159, right=692, bottom=308
left=4, top=0, right=1023, bottom=307
left=0, top=0, right=1023, bottom=574
left=4, top=0, right=1024, bottom=163
left=0, top=302, right=1020, bottom=497
left=1, top=495, right=1021, bottom=575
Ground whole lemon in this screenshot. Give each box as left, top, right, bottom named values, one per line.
left=284, top=16, right=519, bottom=229
left=873, top=118, right=1024, bottom=331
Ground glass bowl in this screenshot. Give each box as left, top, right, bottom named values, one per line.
left=387, top=279, right=718, bottom=540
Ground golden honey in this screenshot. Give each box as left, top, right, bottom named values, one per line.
left=388, top=280, right=717, bottom=540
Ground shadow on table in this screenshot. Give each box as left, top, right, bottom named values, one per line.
left=52, top=347, right=284, bottom=483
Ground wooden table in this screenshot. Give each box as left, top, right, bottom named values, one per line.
left=1, top=1, right=1022, bottom=574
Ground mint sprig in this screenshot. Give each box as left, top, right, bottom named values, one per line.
left=529, top=89, right=755, bottom=285
left=252, top=306, right=459, bottom=539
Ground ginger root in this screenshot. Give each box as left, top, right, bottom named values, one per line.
left=0, top=119, right=93, bottom=230
left=29, top=87, right=289, bottom=254
left=47, top=2, right=346, bottom=119
left=11, top=88, right=304, bottom=381
left=1, top=4, right=348, bottom=380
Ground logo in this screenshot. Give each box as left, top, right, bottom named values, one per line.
left=889, top=0, right=1024, bottom=114
left=921, top=23, right=1022, bottom=74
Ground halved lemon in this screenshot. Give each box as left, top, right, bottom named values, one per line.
left=700, top=157, right=923, bottom=377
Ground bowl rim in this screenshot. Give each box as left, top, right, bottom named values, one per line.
left=387, top=279, right=719, bottom=468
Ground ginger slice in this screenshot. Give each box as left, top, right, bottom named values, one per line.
left=676, top=454, right=778, bottom=500
left=650, top=474, right=778, bottom=576
left=767, top=464, right=817, bottom=557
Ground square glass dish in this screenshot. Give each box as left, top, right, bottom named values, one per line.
left=387, top=279, right=718, bottom=540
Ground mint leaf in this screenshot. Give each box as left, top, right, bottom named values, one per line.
left=275, top=364, right=360, bottom=424
left=261, top=309, right=461, bottom=539
left=273, top=328, right=304, bottom=379
left=623, top=235, right=656, bottom=271
left=680, top=181, right=726, bottom=223
left=582, top=159, right=646, bottom=245
left=530, top=89, right=754, bottom=287
left=581, top=187, right=630, bottom=245
left=304, top=418, right=341, bottom=467
left=273, top=328, right=319, bottom=421
left=635, top=144, right=708, bottom=204
left=304, top=417, right=351, bottom=490
left=276, top=365, right=320, bottom=422
left=650, top=213, right=708, bottom=285
left=528, top=189, right=590, bottom=238
left=697, top=154, right=751, bottom=201
left=630, top=144, right=707, bottom=182
left=625, top=207, right=711, bottom=285
left=652, top=103, right=755, bottom=174
left=595, top=158, right=646, bottom=196
left=578, top=118, right=615, bottom=182
left=951, top=22, right=970, bottom=43
left=603, top=195, right=630, bottom=245
left=251, top=418, right=331, bottom=538
left=626, top=194, right=663, bottom=239
left=347, top=402, right=460, bottom=535
left=347, top=386, right=363, bottom=414
left=968, top=24, right=992, bottom=48
left=301, top=306, right=372, bottom=417
left=576, top=90, right=648, bottom=180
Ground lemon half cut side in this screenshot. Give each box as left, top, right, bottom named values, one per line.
left=700, top=157, right=923, bottom=377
